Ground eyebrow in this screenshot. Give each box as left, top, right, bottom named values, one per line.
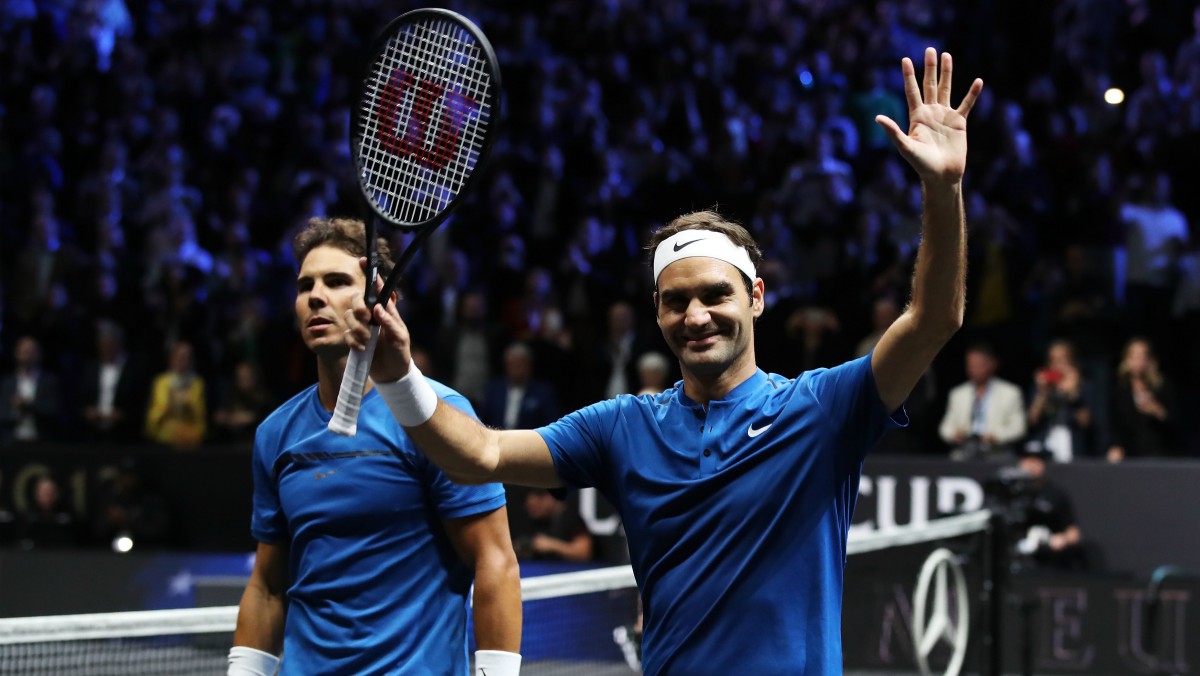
left=660, top=280, right=737, bottom=301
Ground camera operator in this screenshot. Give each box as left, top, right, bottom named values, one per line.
left=989, top=446, right=1084, bottom=572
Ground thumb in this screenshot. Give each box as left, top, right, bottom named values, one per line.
left=875, top=115, right=911, bottom=153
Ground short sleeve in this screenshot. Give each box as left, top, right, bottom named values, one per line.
left=423, top=389, right=505, bottom=519
left=535, top=398, right=621, bottom=490
left=250, top=426, right=287, bottom=543
left=801, top=352, right=908, bottom=471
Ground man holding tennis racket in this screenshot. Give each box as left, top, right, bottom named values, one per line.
left=349, top=48, right=981, bottom=674
left=229, top=218, right=522, bottom=675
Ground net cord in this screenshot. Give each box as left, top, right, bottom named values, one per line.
left=0, top=509, right=991, bottom=645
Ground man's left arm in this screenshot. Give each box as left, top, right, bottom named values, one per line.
left=444, top=507, right=523, bottom=675
left=871, top=48, right=984, bottom=412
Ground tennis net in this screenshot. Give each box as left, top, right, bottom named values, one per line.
left=0, top=510, right=996, bottom=676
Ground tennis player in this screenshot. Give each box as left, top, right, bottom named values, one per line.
left=229, top=218, right=522, bottom=675
left=348, top=48, right=981, bottom=674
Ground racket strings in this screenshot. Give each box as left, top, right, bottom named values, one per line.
left=357, top=18, right=494, bottom=225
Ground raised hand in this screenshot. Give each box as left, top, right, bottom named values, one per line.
left=875, top=47, right=983, bottom=186
left=344, top=258, right=414, bottom=384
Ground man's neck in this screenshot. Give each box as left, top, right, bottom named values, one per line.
left=316, top=354, right=370, bottom=412
left=681, top=355, right=758, bottom=407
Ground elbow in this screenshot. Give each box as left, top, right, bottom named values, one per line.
left=446, top=434, right=503, bottom=485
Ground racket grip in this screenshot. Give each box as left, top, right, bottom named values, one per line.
left=328, top=325, right=380, bottom=436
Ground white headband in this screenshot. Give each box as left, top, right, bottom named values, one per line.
left=652, top=230, right=756, bottom=286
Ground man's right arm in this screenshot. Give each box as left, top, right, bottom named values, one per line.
left=400, top=394, right=563, bottom=488
left=230, top=541, right=288, bottom=673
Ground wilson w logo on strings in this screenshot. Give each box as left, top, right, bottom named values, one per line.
left=376, top=68, right=479, bottom=171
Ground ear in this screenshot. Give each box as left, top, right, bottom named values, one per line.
left=652, top=291, right=661, bottom=326
left=751, top=278, right=765, bottom=319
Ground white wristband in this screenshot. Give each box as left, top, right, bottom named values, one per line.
left=475, top=649, right=522, bottom=676
left=228, top=646, right=280, bottom=676
left=375, top=359, right=439, bottom=427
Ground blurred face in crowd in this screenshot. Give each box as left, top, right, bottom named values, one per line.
left=34, top=477, right=60, bottom=512
left=655, top=258, right=763, bottom=379
left=1047, top=343, right=1075, bottom=372
left=965, top=350, right=997, bottom=385
left=503, top=347, right=533, bottom=386
left=169, top=342, right=194, bottom=374
left=15, top=337, right=39, bottom=370
left=295, top=244, right=365, bottom=359
left=524, top=490, right=563, bottom=521
left=1124, top=340, right=1152, bottom=377
left=1018, top=456, right=1046, bottom=483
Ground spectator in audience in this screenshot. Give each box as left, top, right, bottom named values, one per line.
left=15, top=475, right=79, bottom=549
left=80, top=320, right=146, bottom=444
left=0, top=335, right=62, bottom=444
left=1108, top=337, right=1177, bottom=461
left=635, top=351, right=673, bottom=396
left=211, top=360, right=271, bottom=444
left=1027, top=340, right=1097, bottom=460
left=91, top=457, right=171, bottom=549
left=940, top=343, right=1027, bottom=459
left=145, top=340, right=206, bottom=448
left=435, top=290, right=497, bottom=407
left=512, top=488, right=593, bottom=563
left=592, top=301, right=659, bottom=400
left=480, top=342, right=560, bottom=430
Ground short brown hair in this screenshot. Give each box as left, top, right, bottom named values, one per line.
left=293, top=217, right=395, bottom=280
left=645, top=210, right=763, bottom=292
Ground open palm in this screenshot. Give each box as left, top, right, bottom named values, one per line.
left=876, top=48, right=983, bottom=186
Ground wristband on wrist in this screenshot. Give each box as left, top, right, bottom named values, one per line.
left=475, top=649, right=522, bottom=676
left=228, top=646, right=280, bottom=676
left=375, top=359, right=439, bottom=427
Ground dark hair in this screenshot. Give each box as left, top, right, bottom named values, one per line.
left=292, top=217, right=395, bottom=280
left=645, top=210, right=763, bottom=295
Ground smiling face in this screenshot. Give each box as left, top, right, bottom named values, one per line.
left=295, top=244, right=365, bottom=359
left=654, top=257, right=763, bottom=381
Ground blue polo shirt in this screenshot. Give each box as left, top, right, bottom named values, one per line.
left=251, top=382, right=506, bottom=675
left=538, top=354, right=904, bottom=675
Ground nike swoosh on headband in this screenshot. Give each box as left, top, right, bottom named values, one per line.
left=673, top=238, right=704, bottom=252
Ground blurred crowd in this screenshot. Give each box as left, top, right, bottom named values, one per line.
left=1, top=0, right=1198, bottom=463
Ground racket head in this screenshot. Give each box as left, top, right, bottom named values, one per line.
left=352, top=8, right=502, bottom=231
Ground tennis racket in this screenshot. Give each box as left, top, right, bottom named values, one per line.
left=329, top=8, right=502, bottom=436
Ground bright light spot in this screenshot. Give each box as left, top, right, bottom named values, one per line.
left=797, top=68, right=814, bottom=88
left=113, top=536, right=134, bottom=553
left=1104, top=88, right=1125, bottom=105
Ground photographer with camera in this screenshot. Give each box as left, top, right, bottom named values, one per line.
left=1027, top=340, right=1096, bottom=461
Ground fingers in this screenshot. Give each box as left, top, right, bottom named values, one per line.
left=956, top=78, right=985, bottom=119
left=922, top=47, right=937, bottom=108
left=937, top=52, right=952, bottom=107
left=901, top=57, right=920, bottom=112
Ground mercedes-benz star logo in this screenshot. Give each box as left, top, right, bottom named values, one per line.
left=912, top=547, right=970, bottom=676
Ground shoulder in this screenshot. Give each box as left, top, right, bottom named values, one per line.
left=257, top=385, right=317, bottom=435
left=426, top=378, right=477, bottom=416
left=994, top=379, right=1024, bottom=397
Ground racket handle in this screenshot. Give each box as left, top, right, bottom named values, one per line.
left=328, top=325, right=380, bottom=436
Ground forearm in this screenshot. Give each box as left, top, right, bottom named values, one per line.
left=471, top=551, right=522, bottom=653
left=232, top=583, right=285, bottom=655
left=909, top=181, right=966, bottom=331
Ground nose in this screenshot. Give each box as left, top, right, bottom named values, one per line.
left=308, top=282, right=328, bottom=309
left=683, top=298, right=711, bottom=328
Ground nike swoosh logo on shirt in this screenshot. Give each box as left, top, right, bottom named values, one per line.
left=314, top=469, right=340, bottom=480
left=747, top=422, right=772, bottom=438
left=673, top=238, right=704, bottom=252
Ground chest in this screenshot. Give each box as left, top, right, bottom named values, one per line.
left=275, top=443, right=430, bottom=536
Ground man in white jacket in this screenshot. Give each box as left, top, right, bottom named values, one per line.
left=939, top=343, right=1026, bottom=459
